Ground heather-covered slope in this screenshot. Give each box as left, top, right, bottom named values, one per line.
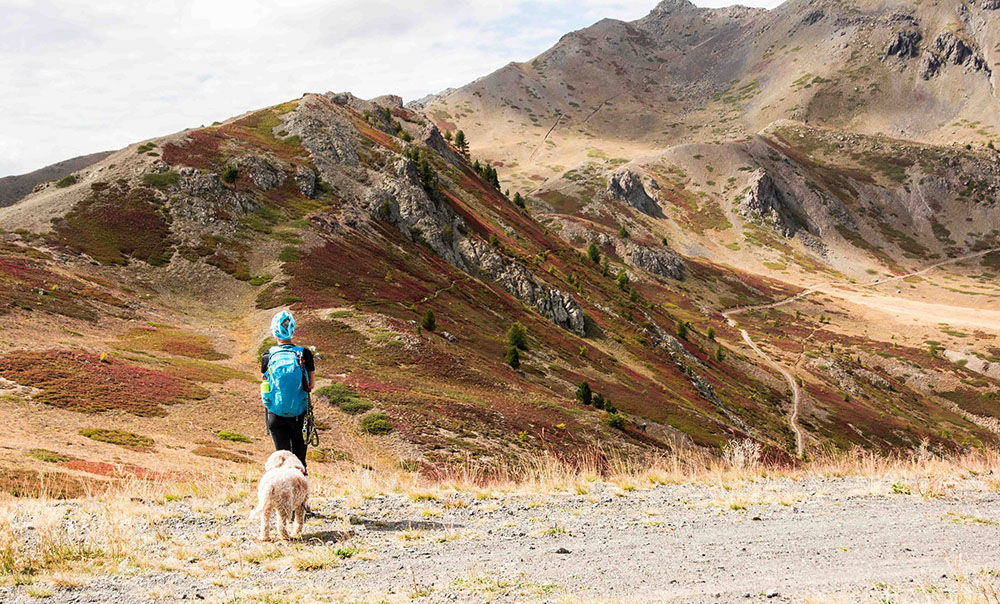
left=0, top=93, right=825, bottom=492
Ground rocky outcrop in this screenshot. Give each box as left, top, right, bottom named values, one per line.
left=983, top=0, right=1000, bottom=10
left=801, top=10, right=824, bottom=26
left=614, top=240, right=685, bottom=280
left=458, top=239, right=586, bottom=335
left=281, top=98, right=361, bottom=171
left=236, top=156, right=285, bottom=190
left=739, top=170, right=802, bottom=238
left=921, top=32, right=989, bottom=80
left=293, top=165, right=317, bottom=199
left=171, top=169, right=258, bottom=236
left=884, top=29, right=922, bottom=60
left=364, top=158, right=467, bottom=268
left=607, top=169, right=661, bottom=216
left=421, top=124, right=459, bottom=165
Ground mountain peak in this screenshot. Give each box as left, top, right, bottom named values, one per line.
left=649, top=0, right=697, bottom=13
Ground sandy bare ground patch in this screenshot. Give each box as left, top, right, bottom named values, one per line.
left=811, top=286, right=1000, bottom=333
left=4, top=476, right=1000, bottom=603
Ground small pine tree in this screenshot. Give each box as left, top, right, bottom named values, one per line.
left=714, top=344, right=725, bottom=362
left=505, top=345, right=520, bottom=369
left=454, top=130, right=469, bottom=157
left=629, top=287, right=640, bottom=303
left=416, top=152, right=436, bottom=193
left=601, top=256, right=610, bottom=277
left=506, top=322, right=528, bottom=351
left=707, top=327, right=715, bottom=340
left=677, top=320, right=688, bottom=341
left=513, top=192, right=525, bottom=209
left=592, top=393, right=606, bottom=410
left=576, top=381, right=593, bottom=406
left=618, top=225, right=629, bottom=239
left=587, top=242, right=600, bottom=264
left=444, top=130, right=452, bottom=141
left=489, top=233, right=499, bottom=247
left=420, top=309, right=436, bottom=332
left=616, top=270, right=629, bottom=290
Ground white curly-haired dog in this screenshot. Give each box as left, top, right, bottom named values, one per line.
left=249, top=450, right=309, bottom=541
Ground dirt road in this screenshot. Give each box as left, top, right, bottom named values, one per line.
left=7, top=477, right=1000, bottom=603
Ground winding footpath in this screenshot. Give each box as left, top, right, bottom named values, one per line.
left=721, top=247, right=1000, bottom=459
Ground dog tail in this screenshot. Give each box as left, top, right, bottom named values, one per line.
left=249, top=499, right=266, bottom=520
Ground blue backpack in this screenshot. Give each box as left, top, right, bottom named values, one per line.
left=262, top=345, right=308, bottom=417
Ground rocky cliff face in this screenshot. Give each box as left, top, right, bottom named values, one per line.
left=607, top=169, right=661, bottom=217
left=739, top=170, right=804, bottom=238
left=458, top=238, right=586, bottom=335
left=884, top=29, right=922, bottom=60
left=614, top=239, right=684, bottom=281
left=921, top=31, right=990, bottom=80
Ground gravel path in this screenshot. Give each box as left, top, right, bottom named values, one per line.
left=6, top=476, right=1000, bottom=603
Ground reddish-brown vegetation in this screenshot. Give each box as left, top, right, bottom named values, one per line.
left=0, top=350, right=208, bottom=416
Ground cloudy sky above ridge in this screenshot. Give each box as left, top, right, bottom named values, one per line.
left=0, top=0, right=784, bottom=176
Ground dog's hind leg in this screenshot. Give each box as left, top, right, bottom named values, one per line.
left=276, top=508, right=292, bottom=541
left=259, top=505, right=273, bottom=542
left=291, top=504, right=305, bottom=539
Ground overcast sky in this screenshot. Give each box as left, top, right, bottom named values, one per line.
left=0, top=0, right=784, bottom=177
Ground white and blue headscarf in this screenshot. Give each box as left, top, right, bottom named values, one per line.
left=271, top=310, right=296, bottom=340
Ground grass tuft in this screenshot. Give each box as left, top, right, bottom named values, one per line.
left=79, top=428, right=153, bottom=449
left=215, top=430, right=252, bottom=443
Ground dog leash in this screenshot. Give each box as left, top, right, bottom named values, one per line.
left=303, top=392, right=319, bottom=447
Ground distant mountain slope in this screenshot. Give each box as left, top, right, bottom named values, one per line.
left=0, top=151, right=112, bottom=207
left=425, top=0, right=1000, bottom=192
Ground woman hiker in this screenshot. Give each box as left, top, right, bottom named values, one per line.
left=260, top=310, right=315, bottom=472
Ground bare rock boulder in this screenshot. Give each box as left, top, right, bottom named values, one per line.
left=607, top=169, right=661, bottom=216
left=739, top=170, right=802, bottom=238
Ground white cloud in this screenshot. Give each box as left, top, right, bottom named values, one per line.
left=0, top=0, right=781, bottom=176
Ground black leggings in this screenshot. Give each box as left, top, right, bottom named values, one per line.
left=266, top=411, right=307, bottom=471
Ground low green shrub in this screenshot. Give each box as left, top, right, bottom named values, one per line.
left=604, top=413, right=626, bottom=431
left=278, top=246, right=301, bottom=263
left=142, top=170, right=180, bottom=189
left=221, top=165, right=239, bottom=183
left=360, top=412, right=393, bottom=435
left=55, top=175, right=77, bottom=188
left=314, top=383, right=373, bottom=414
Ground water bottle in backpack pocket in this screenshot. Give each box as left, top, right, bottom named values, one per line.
left=263, top=345, right=308, bottom=417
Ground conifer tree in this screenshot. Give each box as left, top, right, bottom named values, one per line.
left=587, top=242, right=600, bottom=263
left=454, top=130, right=469, bottom=157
